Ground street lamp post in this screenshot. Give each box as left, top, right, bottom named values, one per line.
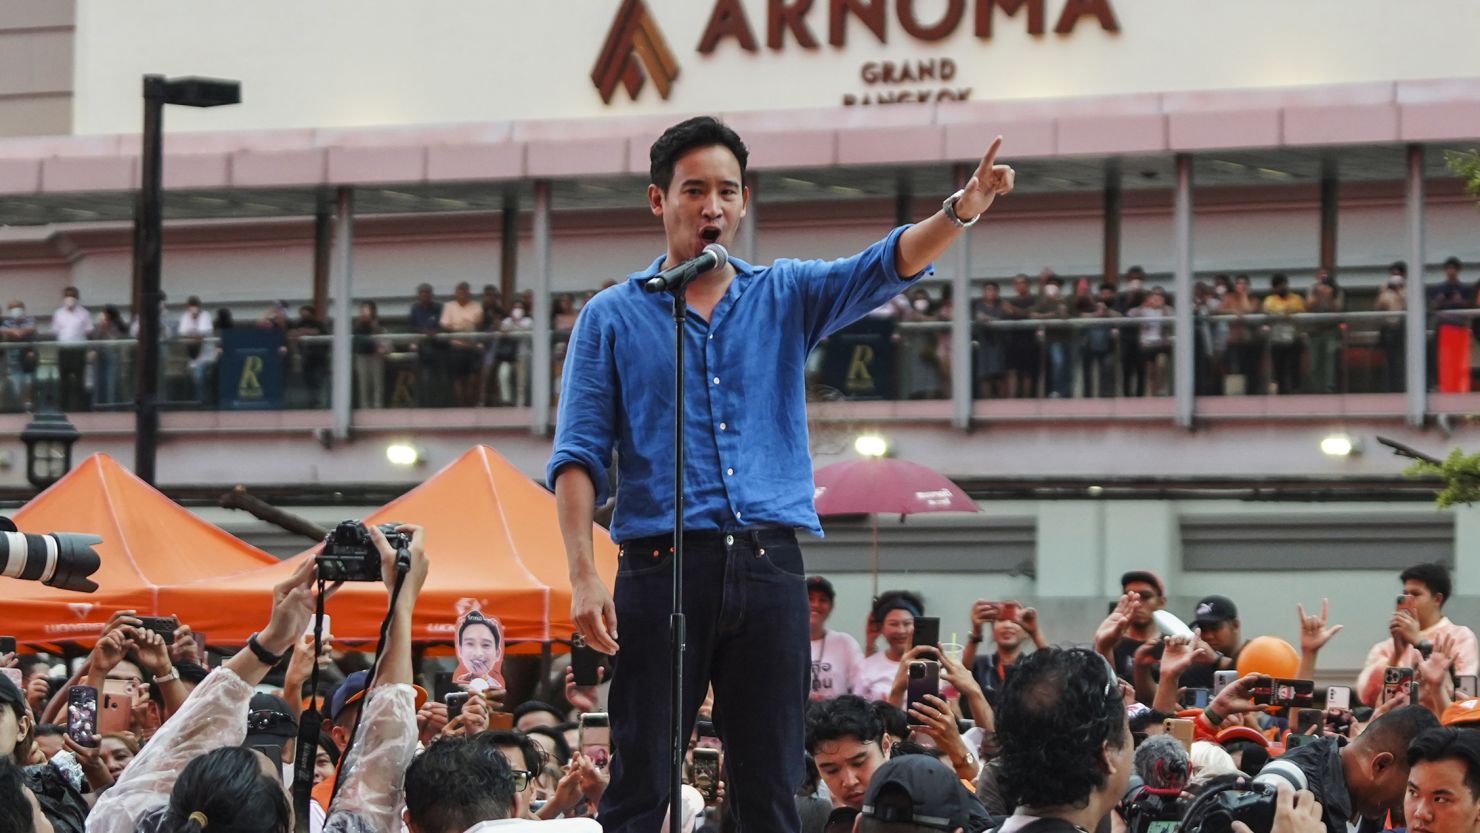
left=133, top=75, right=240, bottom=486
left=20, top=410, right=80, bottom=490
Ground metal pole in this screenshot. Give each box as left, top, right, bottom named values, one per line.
left=530, top=180, right=553, bottom=436
left=1319, top=156, right=1339, bottom=274
left=950, top=164, right=972, bottom=430
left=1172, top=153, right=1195, bottom=429
left=668, top=285, right=688, bottom=833
left=1405, top=144, right=1427, bottom=427
left=133, top=75, right=166, bottom=486
left=329, top=187, right=354, bottom=439
left=1103, top=159, right=1122, bottom=286
left=500, top=187, right=519, bottom=305
left=312, top=188, right=333, bottom=319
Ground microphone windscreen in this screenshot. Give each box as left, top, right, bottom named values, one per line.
left=1134, top=735, right=1190, bottom=792
left=704, top=243, right=729, bottom=271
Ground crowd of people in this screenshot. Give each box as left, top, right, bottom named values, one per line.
left=2, top=258, right=1474, bottom=414
left=0, top=282, right=605, bottom=414
left=7, top=529, right=1480, bottom=833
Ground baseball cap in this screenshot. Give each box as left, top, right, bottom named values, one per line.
left=1120, top=570, right=1164, bottom=597
left=245, top=692, right=297, bottom=747
left=1192, top=595, right=1238, bottom=627
left=329, top=670, right=428, bottom=721
left=861, top=755, right=976, bottom=831
left=806, top=576, right=836, bottom=603
left=1443, top=698, right=1480, bottom=727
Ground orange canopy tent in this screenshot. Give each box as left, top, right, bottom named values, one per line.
left=4, top=453, right=279, bottom=647
left=154, top=445, right=619, bottom=648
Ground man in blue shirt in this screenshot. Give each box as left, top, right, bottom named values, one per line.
left=548, top=116, right=1014, bottom=833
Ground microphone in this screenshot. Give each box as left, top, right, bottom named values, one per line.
left=644, top=244, right=729, bottom=294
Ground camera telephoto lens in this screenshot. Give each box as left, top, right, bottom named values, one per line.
left=0, top=517, right=103, bottom=593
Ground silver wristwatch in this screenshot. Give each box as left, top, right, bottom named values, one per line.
left=942, top=189, right=981, bottom=228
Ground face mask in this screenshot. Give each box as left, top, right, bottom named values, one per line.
left=1389, top=276, right=1405, bottom=288
left=6, top=308, right=21, bottom=317
left=1044, top=285, right=1061, bottom=298
left=912, top=299, right=930, bottom=311
left=1215, top=286, right=1227, bottom=296
left=63, top=297, right=77, bottom=309
left=1129, top=280, right=1143, bottom=291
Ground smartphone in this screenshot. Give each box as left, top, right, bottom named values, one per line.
left=695, top=719, right=722, bottom=750
left=1326, top=686, right=1352, bottom=711
left=1294, top=708, right=1324, bottom=738
left=1250, top=677, right=1315, bottom=708
left=138, top=616, right=179, bottom=643
left=99, top=680, right=134, bottom=733
left=905, top=660, right=941, bottom=726
left=67, top=686, right=98, bottom=747
left=572, top=633, right=601, bottom=687
left=1383, top=667, right=1416, bottom=704
left=1164, top=718, right=1194, bottom=751
left=488, top=712, right=514, bottom=731
left=1410, top=681, right=1422, bottom=704
left=580, top=712, right=612, bottom=770
left=445, top=691, right=470, bottom=722
left=692, top=747, right=721, bottom=802
left=1213, top=670, right=1238, bottom=697
left=1180, top=688, right=1211, bottom=710
left=1397, top=594, right=1413, bottom=611
left=1, top=668, right=21, bottom=690
left=1458, top=676, right=1479, bottom=700
left=1286, top=732, right=1320, bottom=749
left=911, top=617, right=940, bottom=652
left=0, top=636, right=15, bottom=655
left=997, top=602, right=1021, bottom=623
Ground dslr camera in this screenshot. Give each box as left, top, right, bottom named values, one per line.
left=1182, top=762, right=1311, bottom=833
left=317, top=520, right=409, bottom=582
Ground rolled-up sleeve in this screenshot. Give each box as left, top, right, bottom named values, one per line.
left=791, top=225, right=929, bottom=347
left=547, top=300, right=619, bottom=505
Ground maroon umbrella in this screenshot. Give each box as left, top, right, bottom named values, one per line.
left=812, top=458, right=979, bottom=595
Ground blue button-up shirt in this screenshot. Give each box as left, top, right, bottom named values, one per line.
left=547, top=225, right=926, bottom=543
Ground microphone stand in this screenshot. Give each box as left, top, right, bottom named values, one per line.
left=668, top=281, right=687, bottom=833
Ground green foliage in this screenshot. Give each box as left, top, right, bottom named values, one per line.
left=1403, top=447, right=1480, bottom=507
left=1447, top=150, right=1480, bottom=205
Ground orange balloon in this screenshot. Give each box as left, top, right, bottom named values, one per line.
left=1236, top=636, right=1301, bottom=679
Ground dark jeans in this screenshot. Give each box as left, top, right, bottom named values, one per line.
left=601, top=527, right=809, bottom=833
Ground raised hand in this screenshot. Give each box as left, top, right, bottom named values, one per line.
left=1094, top=594, right=1136, bottom=655
left=954, top=136, right=1016, bottom=219
left=1298, top=599, right=1343, bottom=654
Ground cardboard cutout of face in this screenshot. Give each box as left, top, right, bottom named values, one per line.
left=454, top=610, right=505, bottom=691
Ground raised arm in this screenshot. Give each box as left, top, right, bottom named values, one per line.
left=896, top=136, right=1015, bottom=278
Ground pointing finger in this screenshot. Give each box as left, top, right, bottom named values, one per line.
left=981, top=135, right=1003, bottom=173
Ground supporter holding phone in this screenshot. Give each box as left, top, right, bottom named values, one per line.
left=962, top=598, right=1047, bottom=712
left=1357, top=564, right=1479, bottom=706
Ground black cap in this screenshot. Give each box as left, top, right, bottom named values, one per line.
left=1120, top=570, right=1164, bottom=597
left=245, top=692, right=297, bottom=746
left=1446, top=256, right=1464, bottom=270
left=807, top=575, right=836, bottom=602
left=1192, top=595, right=1238, bottom=627
left=861, top=755, right=975, bottom=831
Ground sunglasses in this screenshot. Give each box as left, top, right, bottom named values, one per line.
left=509, top=768, right=531, bottom=792
left=247, top=710, right=297, bottom=732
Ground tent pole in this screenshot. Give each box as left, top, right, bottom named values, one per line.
left=871, top=514, right=879, bottom=599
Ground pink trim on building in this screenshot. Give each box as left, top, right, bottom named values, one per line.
left=1, top=77, right=1477, bottom=194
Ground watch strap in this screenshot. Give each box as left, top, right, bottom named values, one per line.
left=247, top=632, right=286, bottom=665
left=942, top=189, right=981, bottom=229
